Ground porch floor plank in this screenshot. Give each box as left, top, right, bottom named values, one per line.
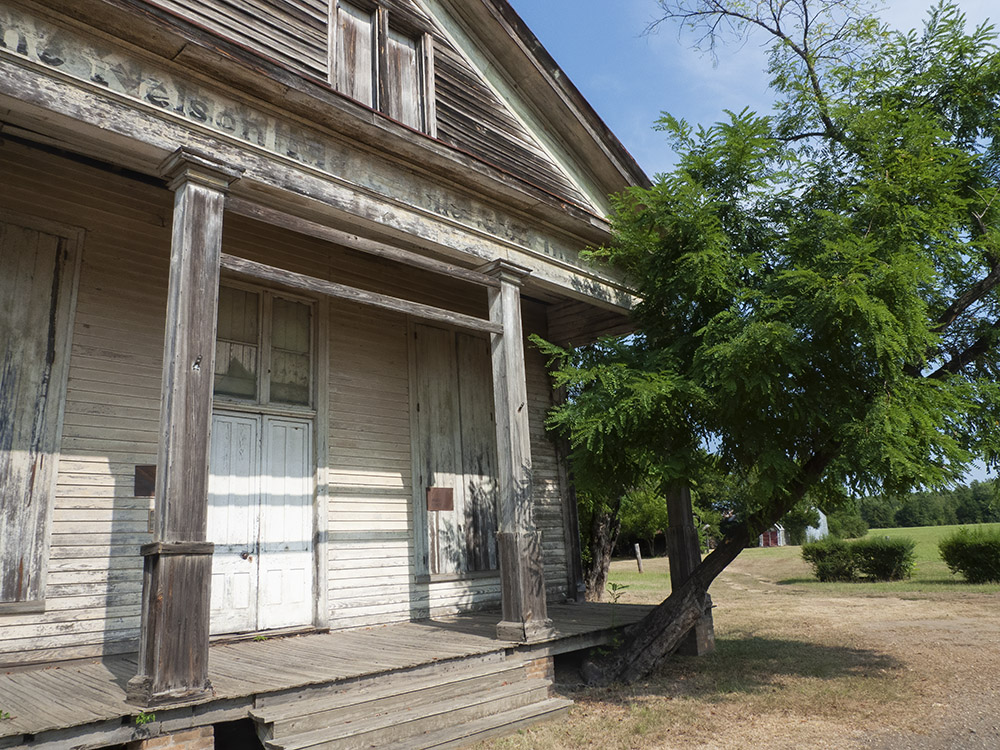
left=0, top=603, right=652, bottom=745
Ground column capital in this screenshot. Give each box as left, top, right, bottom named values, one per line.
left=478, top=258, right=532, bottom=287
left=159, top=147, right=243, bottom=193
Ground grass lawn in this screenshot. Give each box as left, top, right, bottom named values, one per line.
left=477, top=523, right=1000, bottom=750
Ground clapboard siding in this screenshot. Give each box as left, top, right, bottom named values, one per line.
left=431, top=43, right=590, bottom=207
left=523, top=302, right=569, bottom=597
left=133, top=0, right=591, bottom=209
left=149, top=0, right=330, bottom=80
left=0, top=141, right=169, bottom=665
left=326, top=301, right=418, bottom=626
left=0, top=141, right=577, bottom=663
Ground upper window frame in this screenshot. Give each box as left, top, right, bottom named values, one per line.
left=214, top=280, right=317, bottom=414
left=330, top=0, right=436, bottom=136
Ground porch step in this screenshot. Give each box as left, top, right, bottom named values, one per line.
left=253, top=656, right=568, bottom=750
left=384, top=697, right=573, bottom=749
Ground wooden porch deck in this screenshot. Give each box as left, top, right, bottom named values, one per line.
left=0, top=602, right=652, bottom=749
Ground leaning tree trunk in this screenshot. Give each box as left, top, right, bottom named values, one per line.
left=584, top=499, right=622, bottom=601
left=586, top=450, right=837, bottom=684
left=584, top=527, right=749, bottom=684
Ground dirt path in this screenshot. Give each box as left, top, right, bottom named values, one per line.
left=480, top=554, right=1000, bottom=750
left=672, top=557, right=1000, bottom=749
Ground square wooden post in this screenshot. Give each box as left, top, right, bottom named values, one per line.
left=127, top=149, right=241, bottom=705
left=666, top=483, right=715, bottom=656
left=481, top=260, right=554, bottom=643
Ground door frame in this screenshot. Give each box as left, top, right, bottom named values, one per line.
left=210, top=280, right=329, bottom=632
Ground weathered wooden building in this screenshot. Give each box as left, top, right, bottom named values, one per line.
left=0, top=0, right=647, bottom=746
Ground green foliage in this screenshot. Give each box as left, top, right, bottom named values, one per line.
left=0, top=711, right=10, bottom=721
left=850, top=537, right=916, bottom=580
left=938, top=526, right=1000, bottom=583
left=801, top=538, right=856, bottom=581
left=134, top=712, right=156, bottom=726
left=543, top=2, right=1000, bottom=602
left=827, top=507, right=869, bottom=539
left=586, top=0, right=1000, bottom=529
left=779, top=504, right=820, bottom=546
left=859, top=480, right=999, bottom=528
left=802, top=536, right=915, bottom=581
left=618, top=482, right=671, bottom=555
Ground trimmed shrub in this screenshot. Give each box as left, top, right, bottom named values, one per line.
left=939, top=527, right=1000, bottom=583
left=801, top=537, right=856, bottom=581
left=851, top=536, right=915, bottom=581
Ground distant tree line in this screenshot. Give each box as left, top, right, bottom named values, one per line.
left=607, top=479, right=998, bottom=559
left=859, top=480, right=999, bottom=529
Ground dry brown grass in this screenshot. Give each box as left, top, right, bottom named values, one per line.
left=478, top=549, right=1000, bottom=750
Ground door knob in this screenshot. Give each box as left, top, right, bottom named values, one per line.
left=240, top=551, right=250, bottom=560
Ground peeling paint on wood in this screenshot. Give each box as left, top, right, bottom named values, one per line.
left=0, top=215, right=79, bottom=606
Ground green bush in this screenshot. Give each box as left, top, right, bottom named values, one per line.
left=802, top=535, right=916, bottom=582
left=938, top=527, right=1000, bottom=583
left=850, top=536, right=915, bottom=581
left=801, top=537, right=856, bottom=581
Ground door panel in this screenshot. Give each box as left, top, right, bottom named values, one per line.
left=208, top=413, right=260, bottom=634
left=258, top=417, right=314, bottom=629
left=0, top=220, right=75, bottom=605
left=413, top=325, right=465, bottom=575
left=412, top=325, right=499, bottom=576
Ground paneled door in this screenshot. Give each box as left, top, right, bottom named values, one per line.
left=208, top=412, right=314, bottom=634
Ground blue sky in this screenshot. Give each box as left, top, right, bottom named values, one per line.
left=507, top=1, right=996, bottom=484
left=508, top=1, right=996, bottom=177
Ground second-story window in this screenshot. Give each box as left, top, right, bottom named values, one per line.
left=334, top=0, right=428, bottom=132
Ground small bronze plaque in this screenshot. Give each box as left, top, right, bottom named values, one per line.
left=135, top=465, right=156, bottom=497
left=426, top=487, right=454, bottom=512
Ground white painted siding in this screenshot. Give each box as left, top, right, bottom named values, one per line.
left=0, top=141, right=574, bottom=664
left=0, top=141, right=170, bottom=664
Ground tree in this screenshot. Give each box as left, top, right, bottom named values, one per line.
left=558, top=0, right=1000, bottom=684
left=538, top=338, right=696, bottom=599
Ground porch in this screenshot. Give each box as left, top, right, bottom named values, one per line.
left=0, top=602, right=652, bottom=749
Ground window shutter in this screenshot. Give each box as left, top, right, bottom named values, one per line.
left=335, top=1, right=376, bottom=107
left=384, top=28, right=421, bottom=129
left=0, top=219, right=76, bottom=606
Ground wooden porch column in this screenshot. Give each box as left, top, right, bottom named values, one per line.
left=481, top=260, right=554, bottom=643
left=666, top=483, right=715, bottom=656
left=127, top=149, right=241, bottom=705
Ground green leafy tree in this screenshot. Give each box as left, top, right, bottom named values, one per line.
left=565, top=0, right=1000, bottom=684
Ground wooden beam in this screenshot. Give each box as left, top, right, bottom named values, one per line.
left=219, top=253, right=503, bottom=334
left=226, top=198, right=500, bottom=289
left=481, top=259, right=554, bottom=643
left=128, top=148, right=241, bottom=707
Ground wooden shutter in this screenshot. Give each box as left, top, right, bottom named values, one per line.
left=0, top=216, right=78, bottom=608
left=384, top=28, right=422, bottom=129
left=335, top=1, right=376, bottom=107
left=412, top=324, right=498, bottom=575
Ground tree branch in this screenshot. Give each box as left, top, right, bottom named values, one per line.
left=932, top=262, right=1000, bottom=334
left=927, top=317, right=1000, bottom=379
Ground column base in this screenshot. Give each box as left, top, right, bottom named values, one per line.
left=128, top=543, right=214, bottom=706
left=497, top=617, right=556, bottom=643
left=125, top=674, right=214, bottom=708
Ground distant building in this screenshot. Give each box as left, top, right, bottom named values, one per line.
left=805, top=510, right=830, bottom=542
left=759, top=525, right=787, bottom=547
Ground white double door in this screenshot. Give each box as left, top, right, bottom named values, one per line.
left=208, top=412, right=314, bottom=634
